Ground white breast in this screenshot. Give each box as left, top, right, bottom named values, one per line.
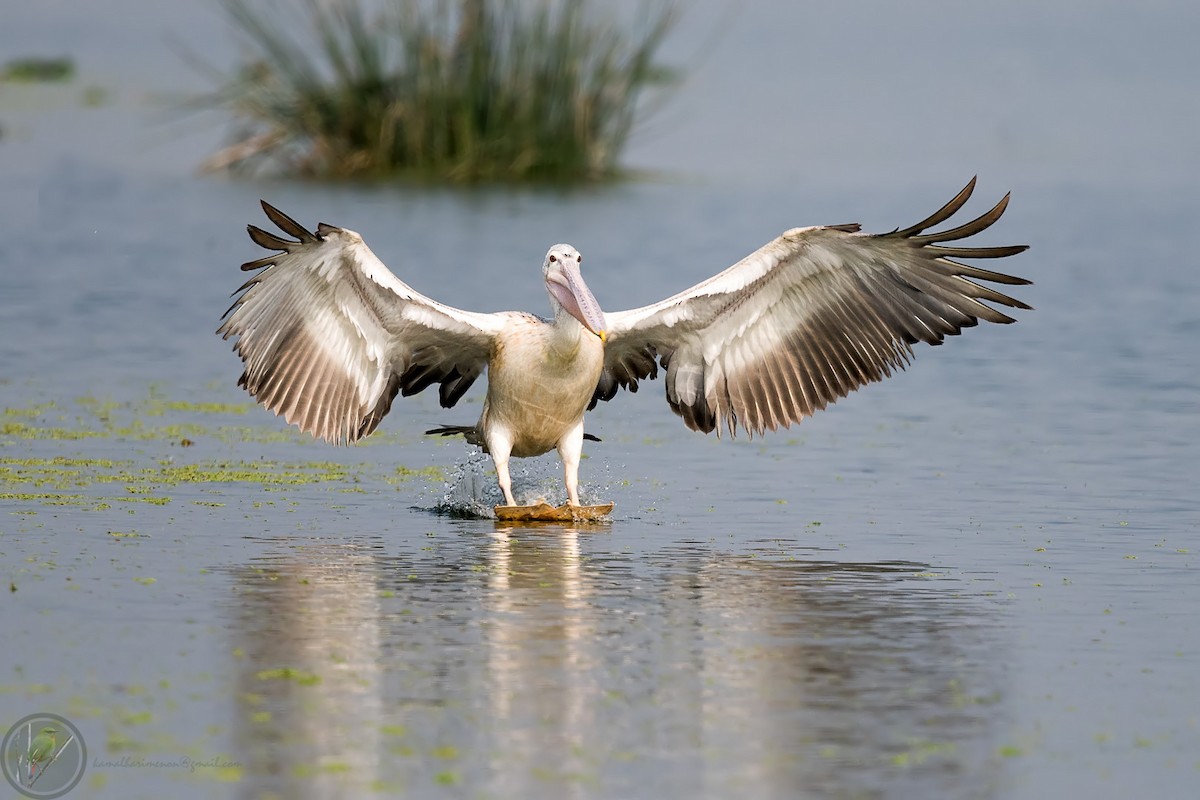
left=484, top=316, right=605, bottom=457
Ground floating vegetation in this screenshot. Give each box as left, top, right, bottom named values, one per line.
left=1, top=422, right=107, bottom=441
left=0, top=390, right=446, bottom=510
left=2, top=56, right=75, bottom=83
left=255, top=667, right=321, bottom=686
left=204, top=0, right=680, bottom=183
left=140, top=400, right=252, bottom=416
left=390, top=465, right=446, bottom=484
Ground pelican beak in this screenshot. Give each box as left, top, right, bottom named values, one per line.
left=548, top=262, right=607, bottom=342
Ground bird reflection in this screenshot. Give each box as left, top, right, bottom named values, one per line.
left=481, top=526, right=597, bottom=799
left=226, top=545, right=385, bottom=800
left=223, top=530, right=1006, bottom=799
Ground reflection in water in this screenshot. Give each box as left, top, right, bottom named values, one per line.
left=223, top=529, right=1006, bottom=799
left=482, top=526, right=600, bottom=800
left=226, top=544, right=385, bottom=799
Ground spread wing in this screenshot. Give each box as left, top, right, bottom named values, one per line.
left=593, top=178, right=1031, bottom=437
left=217, top=202, right=506, bottom=444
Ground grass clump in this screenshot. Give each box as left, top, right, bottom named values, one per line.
left=205, top=0, right=679, bottom=182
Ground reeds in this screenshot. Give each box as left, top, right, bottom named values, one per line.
left=205, top=0, right=679, bottom=183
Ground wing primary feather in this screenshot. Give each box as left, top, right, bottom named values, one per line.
left=784, top=339, right=815, bottom=417
left=804, top=315, right=852, bottom=398
left=247, top=224, right=296, bottom=252
left=359, top=374, right=401, bottom=439
left=260, top=201, right=318, bottom=244
left=308, top=368, right=337, bottom=443
left=240, top=255, right=279, bottom=272
left=219, top=297, right=246, bottom=325
left=308, top=363, right=339, bottom=444
left=278, top=340, right=323, bottom=426
left=252, top=327, right=300, bottom=405
left=890, top=177, right=977, bottom=238
left=909, top=193, right=1011, bottom=245
left=827, top=287, right=901, bottom=379
left=737, top=361, right=767, bottom=437
left=948, top=276, right=1032, bottom=311
left=331, top=374, right=358, bottom=445
left=930, top=258, right=1033, bottom=287
left=279, top=347, right=324, bottom=433
left=770, top=338, right=806, bottom=425
left=761, top=349, right=796, bottom=428
left=897, top=272, right=996, bottom=326
left=926, top=244, right=1029, bottom=259
left=789, top=336, right=825, bottom=416
left=819, top=301, right=877, bottom=387
left=233, top=274, right=265, bottom=294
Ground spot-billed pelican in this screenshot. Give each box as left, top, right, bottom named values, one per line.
left=218, top=179, right=1030, bottom=508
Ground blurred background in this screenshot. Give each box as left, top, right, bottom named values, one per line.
left=1, top=2, right=1198, bottom=799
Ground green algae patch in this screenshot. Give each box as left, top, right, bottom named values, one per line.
left=2, top=455, right=369, bottom=496
left=389, top=465, right=446, bottom=484
left=119, top=496, right=172, bottom=506
left=3, top=401, right=58, bottom=418
left=0, top=391, right=446, bottom=507
left=1, top=422, right=107, bottom=440
left=148, top=461, right=352, bottom=486
left=889, top=739, right=957, bottom=767
left=1, top=456, right=121, bottom=468
left=120, top=709, right=155, bottom=725
left=256, top=667, right=322, bottom=686
left=3, top=393, right=307, bottom=445
left=210, top=764, right=244, bottom=783
left=1, top=457, right=123, bottom=491
left=142, top=400, right=252, bottom=416
left=292, top=761, right=352, bottom=778
left=1, top=491, right=88, bottom=505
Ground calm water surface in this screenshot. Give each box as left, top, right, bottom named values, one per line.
left=2, top=2, right=1199, bottom=799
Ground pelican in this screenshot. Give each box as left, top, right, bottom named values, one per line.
left=217, top=179, right=1030, bottom=508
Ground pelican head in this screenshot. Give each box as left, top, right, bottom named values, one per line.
left=543, top=244, right=606, bottom=342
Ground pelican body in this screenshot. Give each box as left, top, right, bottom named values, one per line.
left=218, top=179, right=1030, bottom=509
left=437, top=251, right=607, bottom=504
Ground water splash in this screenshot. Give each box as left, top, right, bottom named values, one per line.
left=427, top=450, right=617, bottom=518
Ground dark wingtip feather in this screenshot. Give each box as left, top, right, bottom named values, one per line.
left=247, top=224, right=296, bottom=252
left=927, top=243, right=1029, bottom=260
left=240, top=255, right=278, bottom=271
left=912, top=192, right=1011, bottom=245
left=260, top=200, right=317, bottom=244
left=891, top=177, right=977, bottom=238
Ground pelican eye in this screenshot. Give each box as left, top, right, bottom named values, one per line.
left=576, top=254, right=582, bottom=263
left=549, top=254, right=557, bottom=262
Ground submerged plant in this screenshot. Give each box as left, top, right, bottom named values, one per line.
left=205, top=0, right=679, bottom=182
